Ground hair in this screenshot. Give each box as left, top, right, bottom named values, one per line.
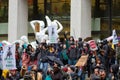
left=27, top=44, right=32, bottom=49
left=69, top=36, right=74, bottom=42
left=78, top=37, right=82, bottom=41
left=47, top=70, right=52, bottom=75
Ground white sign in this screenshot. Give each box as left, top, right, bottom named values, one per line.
left=112, top=29, right=118, bottom=45
left=2, top=45, right=16, bottom=70
left=88, top=40, right=98, bottom=51
left=48, top=24, right=57, bottom=43
left=0, top=50, right=3, bottom=69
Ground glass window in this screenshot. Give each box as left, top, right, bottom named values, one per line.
left=28, top=0, right=70, bottom=37
left=92, top=0, right=120, bottom=39
left=0, top=0, right=8, bottom=23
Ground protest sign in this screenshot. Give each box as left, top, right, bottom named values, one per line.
left=112, top=29, right=118, bottom=45
left=2, top=45, right=16, bottom=70
left=75, top=54, right=89, bottom=67
left=88, top=40, right=98, bottom=51
left=48, top=24, right=57, bottom=43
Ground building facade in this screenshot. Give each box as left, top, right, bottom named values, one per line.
left=0, top=0, right=120, bottom=42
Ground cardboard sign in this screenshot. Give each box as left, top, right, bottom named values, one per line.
left=75, top=55, right=89, bottom=67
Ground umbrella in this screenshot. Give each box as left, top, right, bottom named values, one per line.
left=47, top=56, right=55, bottom=61
left=47, top=56, right=64, bottom=66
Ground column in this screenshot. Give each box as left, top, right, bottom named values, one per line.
left=70, top=0, right=91, bottom=40
left=8, top=0, right=28, bottom=42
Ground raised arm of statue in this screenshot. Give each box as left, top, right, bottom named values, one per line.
left=54, top=20, right=63, bottom=33
left=41, top=27, right=48, bottom=34
left=45, top=16, right=52, bottom=27
left=45, top=16, right=63, bottom=33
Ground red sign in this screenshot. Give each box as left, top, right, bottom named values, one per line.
left=88, top=40, right=98, bottom=51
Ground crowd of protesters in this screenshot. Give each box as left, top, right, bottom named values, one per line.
left=0, top=32, right=120, bottom=80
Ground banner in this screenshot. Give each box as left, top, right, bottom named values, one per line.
left=106, top=36, right=113, bottom=41
left=112, top=29, right=118, bottom=45
left=88, top=40, right=98, bottom=51
left=2, top=45, right=16, bottom=70
left=48, top=24, right=57, bottom=43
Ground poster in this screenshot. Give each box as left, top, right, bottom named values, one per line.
left=112, top=29, right=118, bottom=45
left=88, top=40, right=98, bottom=51
left=48, top=24, right=57, bottom=43
left=2, top=45, right=16, bottom=70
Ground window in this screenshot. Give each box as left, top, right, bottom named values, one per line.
left=0, top=0, right=8, bottom=23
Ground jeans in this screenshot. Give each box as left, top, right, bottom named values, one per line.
left=68, top=59, right=77, bottom=65
left=38, top=61, right=48, bottom=80
left=38, top=61, right=48, bottom=73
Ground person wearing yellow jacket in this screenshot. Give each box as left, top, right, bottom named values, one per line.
left=2, top=69, right=9, bottom=79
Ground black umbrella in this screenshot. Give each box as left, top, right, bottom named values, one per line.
left=47, top=56, right=55, bottom=61
left=47, top=56, right=64, bottom=66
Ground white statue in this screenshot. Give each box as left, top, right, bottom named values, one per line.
left=30, top=16, right=63, bottom=44
left=2, top=40, right=11, bottom=45
left=30, top=20, right=48, bottom=43
left=20, top=35, right=29, bottom=44
left=45, top=16, right=63, bottom=38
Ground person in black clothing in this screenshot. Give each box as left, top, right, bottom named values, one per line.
left=102, top=40, right=110, bottom=72
left=90, top=67, right=100, bottom=80
left=99, top=69, right=107, bottom=80
left=51, top=63, right=63, bottom=80
left=67, top=43, right=78, bottom=65
left=36, top=43, right=49, bottom=79
left=76, top=38, right=84, bottom=59
left=98, top=49, right=106, bottom=69
left=88, top=51, right=97, bottom=76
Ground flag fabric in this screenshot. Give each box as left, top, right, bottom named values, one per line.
left=112, top=29, right=118, bottom=45
left=2, top=45, right=16, bottom=70
left=111, top=44, right=114, bottom=49
left=48, top=24, right=57, bottom=43
left=106, top=36, right=113, bottom=41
